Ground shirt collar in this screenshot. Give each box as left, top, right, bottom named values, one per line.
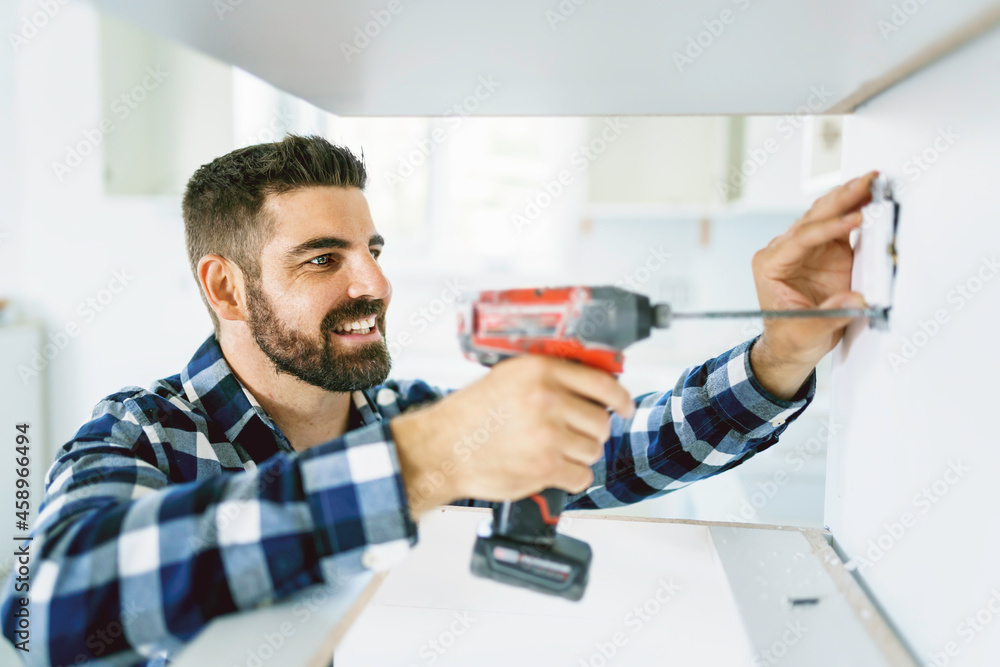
left=178, top=334, right=378, bottom=462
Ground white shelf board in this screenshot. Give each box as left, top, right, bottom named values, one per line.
left=336, top=507, right=914, bottom=666
left=89, top=1, right=1000, bottom=117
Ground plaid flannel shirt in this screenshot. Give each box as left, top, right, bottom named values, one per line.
left=1, top=333, right=813, bottom=665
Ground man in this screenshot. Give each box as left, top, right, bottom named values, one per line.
left=1, top=135, right=873, bottom=665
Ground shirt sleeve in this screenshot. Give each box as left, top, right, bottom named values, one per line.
left=0, top=391, right=416, bottom=665
left=567, top=335, right=815, bottom=509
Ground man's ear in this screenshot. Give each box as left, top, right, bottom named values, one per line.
left=198, top=254, right=247, bottom=324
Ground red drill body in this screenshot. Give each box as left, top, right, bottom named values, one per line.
left=458, top=285, right=655, bottom=374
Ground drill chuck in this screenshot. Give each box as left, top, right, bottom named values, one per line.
left=653, top=303, right=674, bottom=328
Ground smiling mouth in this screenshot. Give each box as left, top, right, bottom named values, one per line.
left=333, top=315, right=379, bottom=336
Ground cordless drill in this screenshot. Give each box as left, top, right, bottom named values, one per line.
left=458, top=286, right=660, bottom=601
left=457, top=285, right=886, bottom=601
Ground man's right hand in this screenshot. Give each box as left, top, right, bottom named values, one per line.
left=390, top=356, right=635, bottom=519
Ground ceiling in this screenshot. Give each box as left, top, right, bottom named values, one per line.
left=90, top=0, right=1000, bottom=116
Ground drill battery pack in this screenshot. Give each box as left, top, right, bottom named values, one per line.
left=470, top=489, right=592, bottom=601
left=471, top=523, right=591, bottom=601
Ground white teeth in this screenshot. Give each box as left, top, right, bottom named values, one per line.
left=337, top=317, right=377, bottom=334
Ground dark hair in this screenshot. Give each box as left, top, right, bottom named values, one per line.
left=182, top=135, right=367, bottom=334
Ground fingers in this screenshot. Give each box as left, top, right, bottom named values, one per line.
left=799, top=171, right=879, bottom=225
left=548, top=360, right=635, bottom=418
left=555, top=393, right=613, bottom=447
left=551, top=458, right=595, bottom=494
left=553, top=424, right=604, bottom=467
left=770, top=211, right=864, bottom=264
left=808, top=291, right=868, bottom=331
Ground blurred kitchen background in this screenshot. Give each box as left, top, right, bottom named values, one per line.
left=0, top=5, right=850, bottom=551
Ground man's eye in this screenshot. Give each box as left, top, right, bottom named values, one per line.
left=370, top=248, right=382, bottom=260
left=310, top=255, right=331, bottom=266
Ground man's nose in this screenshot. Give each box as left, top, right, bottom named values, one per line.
left=345, top=252, right=391, bottom=301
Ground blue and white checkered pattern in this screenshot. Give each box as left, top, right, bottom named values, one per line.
left=1, top=333, right=812, bottom=665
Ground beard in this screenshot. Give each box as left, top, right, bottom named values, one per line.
left=244, top=278, right=392, bottom=393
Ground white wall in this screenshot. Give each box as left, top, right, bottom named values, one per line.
left=829, top=25, right=1000, bottom=666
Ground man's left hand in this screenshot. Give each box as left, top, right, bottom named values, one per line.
left=749, top=170, right=879, bottom=400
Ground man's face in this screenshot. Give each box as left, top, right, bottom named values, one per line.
left=245, top=186, right=392, bottom=393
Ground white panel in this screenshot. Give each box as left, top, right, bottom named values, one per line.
left=338, top=509, right=754, bottom=666
left=830, top=24, right=1000, bottom=667
left=88, top=0, right=1000, bottom=116
left=711, top=525, right=907, bottom=665
left=99, top=14, right=234, bottom=196
left=337, top=509, right=903, bottom=665
left=173, top=573, right=378, bottom=667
